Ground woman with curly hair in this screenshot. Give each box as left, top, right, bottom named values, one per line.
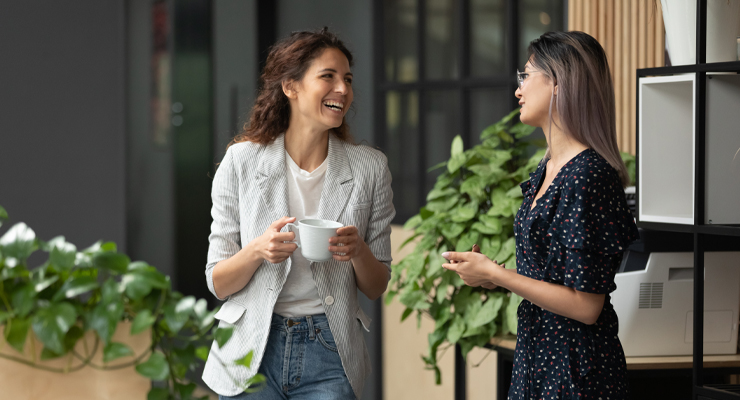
left=202, top=28, right=395, bottom=400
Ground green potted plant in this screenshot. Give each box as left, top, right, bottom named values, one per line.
left=0, top=205, right=261, bottom=399
left=386, top=109, right=545, bottom=383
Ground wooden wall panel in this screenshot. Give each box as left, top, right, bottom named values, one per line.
left=568, top=0, right=665, bottom=155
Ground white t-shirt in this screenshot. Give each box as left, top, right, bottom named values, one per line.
left=273, top=151, right=328, bottom=317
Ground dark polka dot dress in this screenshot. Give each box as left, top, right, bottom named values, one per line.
left=509, top=149, right=639, bottom=400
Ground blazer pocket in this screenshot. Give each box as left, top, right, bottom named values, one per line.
left=214, top=301, right=246, bottom=325
left=356, top=307, right=372, bottom=332
left=351, top=202, right=371, bottom=211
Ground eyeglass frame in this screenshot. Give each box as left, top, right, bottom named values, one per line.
left=516, top=69, right=540, bottom=89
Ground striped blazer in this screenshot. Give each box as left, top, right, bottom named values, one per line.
left=202, top=133, right=395, bottom=399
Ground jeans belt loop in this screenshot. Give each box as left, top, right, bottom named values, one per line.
left=307, top=315, right=315, bottom=340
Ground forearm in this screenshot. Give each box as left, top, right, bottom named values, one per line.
left=494, top=268, right=604, bottom=325
left=211, top=242, right=263, bottom=299
left=351, top=242, right=390, bottom=300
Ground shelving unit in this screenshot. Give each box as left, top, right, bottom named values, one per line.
left=636, top=1, right=740, bottom=399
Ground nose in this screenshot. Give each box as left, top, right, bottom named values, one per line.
left=335, top=80, right=348, bottom=95
left=515, top=86, right=522, bottom=99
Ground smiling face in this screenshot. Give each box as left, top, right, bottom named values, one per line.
left=515, top=60, right=557, bottom=128
left=285, top=47, right=354, bottom=133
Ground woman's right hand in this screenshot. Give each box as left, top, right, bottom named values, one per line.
left=251, top=216, right=299, bottom=264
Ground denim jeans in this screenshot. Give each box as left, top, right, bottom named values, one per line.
left=219, top=313, right=355, bottom=400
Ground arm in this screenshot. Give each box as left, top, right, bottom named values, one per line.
left=329, top=154, right=395, bottom=300
left=212, top=217, right=298, bottom=299
left=442, top=251, right=605, bottom=325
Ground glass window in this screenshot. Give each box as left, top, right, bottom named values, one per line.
left=385, top=0, right=418, bottom=82
left=470, top=0, right=506, bottom=77
left=425, top=0, right=460, bottom=80
left=376, top=0, right=565, bottom=223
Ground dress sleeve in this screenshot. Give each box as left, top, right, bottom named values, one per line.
left=547, top=163, right=638, bottom=293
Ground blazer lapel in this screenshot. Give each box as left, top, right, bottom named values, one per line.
left=316, top=134, right=354, bottom=223
left=255, top=135, right=290, bottom=222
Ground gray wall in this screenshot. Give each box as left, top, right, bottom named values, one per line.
left=126, top=0, right=176, bottom=279
left=277, top=0, right=375, bottom=146
left=213, top=0, right=259, bottom=161
left=0, top=1, right=127, bottom=252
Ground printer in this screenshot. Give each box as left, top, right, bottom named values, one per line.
left=611, top=229, right=740, bottom=357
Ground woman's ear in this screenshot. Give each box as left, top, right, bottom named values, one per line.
left=282, top=80, right=298, bottom=99
left=553, top=84, right=558, bottom=96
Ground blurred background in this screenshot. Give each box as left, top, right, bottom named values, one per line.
left=3, top=1, right=661, bottom=399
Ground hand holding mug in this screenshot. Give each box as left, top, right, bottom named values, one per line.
left=329, top=226, right=364, bottom=262
left=254, top=217, right=298, bottom=264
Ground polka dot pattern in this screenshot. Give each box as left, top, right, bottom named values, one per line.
left=509, top=149, right=639, bottom=400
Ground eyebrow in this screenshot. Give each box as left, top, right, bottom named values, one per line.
left=317, top=68, right=353, bottom=76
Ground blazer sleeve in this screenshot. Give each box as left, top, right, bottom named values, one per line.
left=366, top=153, right=396, bottom=272
left=205, top=147, right=242, bottom=300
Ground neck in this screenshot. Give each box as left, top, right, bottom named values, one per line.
left=284, top=122, right=330, bottom=172
left=543, top=115, right=588, bottom=167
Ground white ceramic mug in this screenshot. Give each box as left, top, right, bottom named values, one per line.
left=285, top=219, right=344, bottom=262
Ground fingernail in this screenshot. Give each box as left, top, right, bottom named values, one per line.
left=493, top=260, right=498, bottom=264
left=441, top=252, right=449, bottom=259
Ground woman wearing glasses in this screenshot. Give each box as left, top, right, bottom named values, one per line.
left=443, top=31, right=638, bottom=399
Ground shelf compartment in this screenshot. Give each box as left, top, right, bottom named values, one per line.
left=639, top=74, right=695, bottom=224
left=705, top=75, right=740, bottom=225
left=638, top=74, right=740, bottom=225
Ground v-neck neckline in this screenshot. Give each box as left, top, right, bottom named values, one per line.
left=529, top=148, right=590, bottom=212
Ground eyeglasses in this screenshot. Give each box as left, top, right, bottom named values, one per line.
left=516, top=69, right=539, bottom=89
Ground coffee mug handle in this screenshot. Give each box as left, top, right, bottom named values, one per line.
left=285, top=223, right=301, bottom=248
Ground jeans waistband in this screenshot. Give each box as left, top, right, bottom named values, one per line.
left=271, top=313, right=330, bottom=336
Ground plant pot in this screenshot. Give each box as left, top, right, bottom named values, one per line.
left=661, top=0, right=740, bottom=65
left=0, top=322, right=151, bottom=400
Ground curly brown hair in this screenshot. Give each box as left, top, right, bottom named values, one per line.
left=230, top=27, right=354, bottom=147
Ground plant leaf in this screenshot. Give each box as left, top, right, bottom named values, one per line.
left=446, top=315, right=465, bottom=344
left=469, top=293, right=505, bottom=328
left=4, top=317, right=31, bottom=353
left=0, top=222, right=37, bottom=265
left=93, top=252, right=130, bottom=274
left=131, top=309, right=156, bottom=335
left=235, top=350, right=254, bottom=368
left=455, top=230, right=480, bottom=252
left=104, top=342, right=134, bottom=363
left=147, top=387, right=170, bottom=400
left=11, top=284, right=36, bottom=318
left=53, top=276, right=99, bottom=301
left=136, top=351, right=170, bottom=381
left=506, top=293, right=522, bottom=335
left=215, top=327, right=234, bottom=348
left=31, top=302, right=77, bottom=354
left=195, top=346, right=210, bottom=361
left=450, top=135, right=464, bottom=157
left=88, top=300, right=123, bottom=345
left=49, top=239, right=77, bottom=270
left=0, top=205, right=7, bottom=227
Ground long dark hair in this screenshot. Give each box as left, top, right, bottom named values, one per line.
left=230, top=27, right=354, bottom=147
left=529, top=31, right=629, bottom=186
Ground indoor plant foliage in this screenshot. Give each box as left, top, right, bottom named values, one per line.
left=0, top=205, right=261, bottom=399
left=386, top=109, right=545, bottom=383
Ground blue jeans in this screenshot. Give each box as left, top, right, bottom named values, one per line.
left=219, top=313, right=355, bottom=400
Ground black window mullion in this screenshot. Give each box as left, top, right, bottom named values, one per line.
left=507, top=0, right=520, bottom=111
left=417, top=0, right=427, bottom=209
left=373, top=0, right=386, bottom=152
left=459, top=0, right=471, bottom=148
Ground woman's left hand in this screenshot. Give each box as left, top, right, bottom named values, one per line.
left=442, top=251, right=504, bottom=288
left=329, top=226, right=365, bottom=261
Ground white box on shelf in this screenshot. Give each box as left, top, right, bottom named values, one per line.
left=705, top=74, right=740, bottom=224
left=613, top=251, right=740, bottom=357
left=639, top=74, right=695, bottom=224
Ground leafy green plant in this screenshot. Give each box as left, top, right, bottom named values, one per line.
left=0, top=205, right=262, bottom=399
left=386, top=109, right=545, bottom=383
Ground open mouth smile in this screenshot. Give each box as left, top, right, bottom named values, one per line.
left=323, top=100, right=344, bottom=113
